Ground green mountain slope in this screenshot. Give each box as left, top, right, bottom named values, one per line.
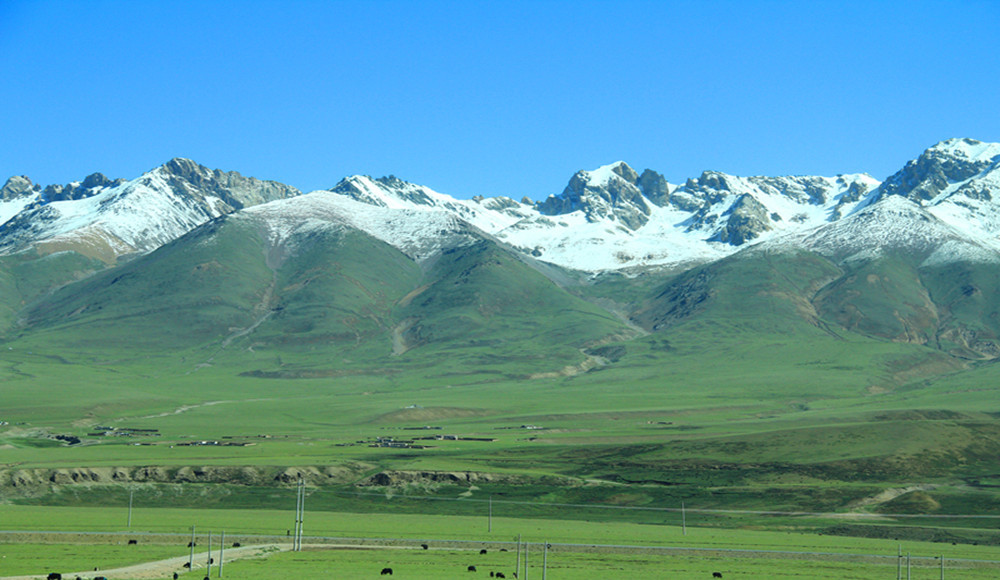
left=0, top=249, right=107, bottom=336
left=13, top=213, right=633, bottom=377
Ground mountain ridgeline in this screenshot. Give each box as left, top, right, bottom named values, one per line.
left=4, top=138, right=1000, bottom=378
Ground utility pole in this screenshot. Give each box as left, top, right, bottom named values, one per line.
left=293, top=478, right=301, bottom=551
left=207, top=531, right=213, bottom=577
left=515, top=534, right=521, bottom=578
left=897, top=545, right=901, bottom=580
left=294, top=477, right=305, bottom=551
left=127, top=488, right=133, bottom=528
left=681, top=501, right=686, bottom=536
left=189, top=526, right=195, bottom=570
left=219, top=531, right=225, bottom=578
left=542, top=541, right=547, bottom=580
left=524, top=541, right=528, bottom=580
left=488, top=495, right=492, bottom=533
left=299, top=479, right=306, bottom=552
left=940, top=555, right=944, bottom=580
left=907, top=552, right=911, bottom=580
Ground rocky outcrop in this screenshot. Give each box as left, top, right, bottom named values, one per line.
left=878, top=138, right=1000, bottom=202
left=538, top=161, right=653, bottom=230
left=41, top=172, right=125, bottom=202
left=710, top=193, right=773, bottom=245
left=160, top=158, right=300, bottom=210
left=1, top=175, right=40, bottom=200
left=0, top=463, right=373, bottom=494
left=357, top=470, right=568, bottom=488
left=638, top=169, right=670, bottom=206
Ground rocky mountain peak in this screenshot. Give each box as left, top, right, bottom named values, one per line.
left=329, top=175, right=435, bottom=208
left=162, top=157, right=210, bottom=181
left=638, top=169, right=670, bottom=206
left=878, top=138, right=1000, bottom=202
left=609, top=161, right=639, bottom=184
left=157, top=158, right=300, bottom=209
left=40, top=172, right=124, bottom=202
left=1, top=175, right=39, bottom=200
left=537, top=161, right=652, bottom=230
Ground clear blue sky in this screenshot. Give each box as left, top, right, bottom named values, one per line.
left=2, top=0, right=998, bottom=200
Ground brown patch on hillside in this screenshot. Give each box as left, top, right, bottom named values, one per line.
left=375, top=407, right=489, bottom=423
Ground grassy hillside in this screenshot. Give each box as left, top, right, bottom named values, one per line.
left=0, top=249, right=106, bottom=336
left=4, top=220, right=1000, bottom=538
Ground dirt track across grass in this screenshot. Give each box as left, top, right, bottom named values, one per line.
left=1, top=543, right=292, bottom=580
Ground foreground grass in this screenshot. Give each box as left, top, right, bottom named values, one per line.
left=2, top=505, right=998, bottom=561
left=216, top=545, right=995, bottom=580
left=0, top=543, right=184, bottom=576
left=2, top=539, right=997, bottom=580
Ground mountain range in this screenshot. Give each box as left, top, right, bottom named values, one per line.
left=4, top=138, right=1000, bottom=373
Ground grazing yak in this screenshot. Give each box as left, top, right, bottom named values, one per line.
left=232, top=542, right=241, bottom=548
left=380, top=568, right=393, bottom=576
left=468, top=565, right=477, bottom=572
left=47, top=574, right=61, bottom=580
left=421, top=544, right=429, bottom=550
left=127, top=539, right=137, bottom=545
left=713, top=573, right=723, bottom=579
left=480, top=549, right=488, bottom=555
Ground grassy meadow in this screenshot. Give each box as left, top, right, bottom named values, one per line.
left=5, top=236, right=1000, bottom=576
left=2, top=506, right=999, bottom=579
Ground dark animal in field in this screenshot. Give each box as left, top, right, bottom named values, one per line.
left=381, top=568, right=393, bottom=576
left=209, top=558, right=214, bottom=564
left=182, top=563, right=191, bottom=569
left=127, top=539, right=138, bottom=545
left=173, top=573, right=178, bottom=580
left=47, top=573, right=61, bottom=580
left=468, top=565, right=477, bottom=572
left=187, top=542, right=196, bottom=547
left=713, top=573, right=723, bottom=579
left=496, top=574, right=505, bottom=579
left=421, top=543, right=429, bottom=550
left=94, top=577, right=107, bottom=580
left=232, top=542, right=241, bottom=548
left=500, top=548, right=507, bottom=552
left=490, top=573, right=494, bottom=578
left=480, top=549, right=488, bottom=554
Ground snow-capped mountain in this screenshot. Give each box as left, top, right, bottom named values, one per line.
left=0, top=158, right=299, bottom=262
left=236, top=190, right=488, bottom=263
left=8, top=138, right=1000, bottom=364
left=318, top=161, right=880, bottom=272
left=4, top=138, right=1000, bottom=274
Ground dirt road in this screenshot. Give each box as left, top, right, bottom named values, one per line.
left=2, top=543, right=293, bottom=580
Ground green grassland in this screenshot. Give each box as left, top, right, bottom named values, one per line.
left=2, top=506, right=999, bottom=579
left=3, top=218, right=1000, bottom=557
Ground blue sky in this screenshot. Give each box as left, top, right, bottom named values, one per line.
left=2, top=0, right=998, bottom=200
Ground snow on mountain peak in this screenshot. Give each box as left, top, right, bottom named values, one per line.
left=928, top=138, right=1000, bottom=164
left=583, top=161, right=638, bottom=187
left=5, top=139, right=1000, bottom=274
left=241, top=191, right=483, bottom=262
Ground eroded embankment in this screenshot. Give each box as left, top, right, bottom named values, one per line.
left=0, top=465, right=572, bottom=499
